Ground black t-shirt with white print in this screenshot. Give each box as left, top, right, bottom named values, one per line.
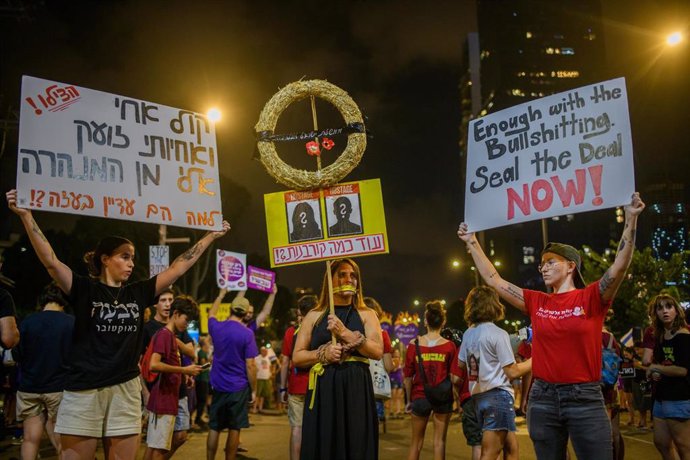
left=65, top=271, right=157, bottom=391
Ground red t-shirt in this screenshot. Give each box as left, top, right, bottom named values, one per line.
left=642, top=326, right=655, bottom=349
left=524, top=282, right=611, bottom=383
left=517, top=340, right=532, bottom=360
left=457, top=366, right=471, bottom=406
left=382, top=330, right=392, bottom=354
left=281, top=325, right=309, bottom=395
left=146, top=327, right=181, bottom=415
left=404, top=340, right=461, bottom=401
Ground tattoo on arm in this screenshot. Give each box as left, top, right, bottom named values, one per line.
left=179, top=242, right=202, bottom=262
left=489, top=271, right=498, bottom=279
left=599, top=270, right=616, bottom=295
left=469, top=241, right=477, bottom=246
left=502, top=285, right=524, bottom=302
left=31, top=219, right=48, bottom=243
left=618, top=239, right=626, bottom=252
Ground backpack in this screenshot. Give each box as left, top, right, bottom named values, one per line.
left=140, top=329, right=164, bottom=383
left=601, top=333, right=621, bottom=386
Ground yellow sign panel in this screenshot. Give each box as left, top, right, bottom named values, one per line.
left=198, top=303, right=231, bottom=334
left=264, top=179, right=389, bottom=267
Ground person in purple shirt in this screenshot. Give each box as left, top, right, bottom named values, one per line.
left=229, top=284, right=277, bottom=332
left=206, top=289, right=258, bottom=460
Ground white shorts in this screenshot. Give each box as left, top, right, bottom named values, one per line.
left=55, top=376, right=142, bottom=438
left=287, top=394, right=305, bottom=427
left=174, top=396, right=190, bottom=432
left=146, top=413, right=175, bottom=450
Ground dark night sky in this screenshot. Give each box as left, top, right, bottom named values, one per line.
left=1, top=0, right=688, bottom=314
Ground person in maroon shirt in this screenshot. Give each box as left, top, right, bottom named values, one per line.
left=458, top=192, right=644, bottom=460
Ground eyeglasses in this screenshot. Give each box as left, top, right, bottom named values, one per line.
left=537, top=261, right=566, bottom=272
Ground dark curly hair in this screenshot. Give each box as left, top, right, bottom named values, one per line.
left=83, top=236, right=134, bottom=277
left=425, top=300, right=446, bottom=330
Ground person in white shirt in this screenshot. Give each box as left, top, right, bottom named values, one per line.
left=459, top=286, right=531, bottom=460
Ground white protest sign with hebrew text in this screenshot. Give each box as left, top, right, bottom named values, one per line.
left=465, top=77, right=634, bottom=232
left=16, top=76, right=222, bottom=230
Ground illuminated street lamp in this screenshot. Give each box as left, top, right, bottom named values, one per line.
left=666, top=31, right=683, bottom=46
left=413, top=299, right=420, bottom=307
left=451, top=259, right=461, bottom=269
left=207, top=107, right=222, bottom=122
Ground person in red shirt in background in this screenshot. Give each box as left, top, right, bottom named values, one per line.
left=280, top=295, right=317, bottom=460
left=404, top=301, right=461, bottom=460
left=458, top=192, right=644, bottom=459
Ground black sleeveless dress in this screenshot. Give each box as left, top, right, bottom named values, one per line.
left=300, top=305, right=378, bottom=460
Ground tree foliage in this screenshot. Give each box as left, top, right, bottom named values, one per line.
left=581, top=242, right=690, bottom=336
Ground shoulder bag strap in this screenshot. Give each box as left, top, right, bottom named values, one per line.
left=414, top=338, right=427, bottom=384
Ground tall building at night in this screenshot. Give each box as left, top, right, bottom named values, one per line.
left=459, top=0, right=616, bottom=287
left=646, top=183, right=688, bottom=260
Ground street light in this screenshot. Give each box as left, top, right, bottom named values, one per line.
left=451, top=259, right=461, bottom=269
left=207, top=107, right=222, bottom=122
left=413, top=300, right=420, bottom=307
left=666, top=31, right=683, bottom=47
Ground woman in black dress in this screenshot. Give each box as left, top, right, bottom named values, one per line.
left=293, top=258, right=383, bottom=460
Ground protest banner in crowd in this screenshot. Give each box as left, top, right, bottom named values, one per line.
left=216, top=250, right=247, bottom=290
left=247, top=265, right=276, bottom=293
left=465, top=77, right=634, bottom=232
left=16, top=75, right=223, bottom=230
left=264, top=179, right=389, bottom=267
left=148, top=245, right=169, bottom=277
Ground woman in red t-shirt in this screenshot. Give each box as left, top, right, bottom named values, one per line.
left=457, top=192, right=645, bottom=459
left=404, top=301, right=459, bottom=460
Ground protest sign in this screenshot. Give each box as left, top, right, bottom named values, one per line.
left=247, top=265, right=275, bottom=292
left=198, top=302, right=230, bottom=334
left=16, top=75, right=222, bottom=230
left=216, top=250, right=247, bottom=289
left=148, top=245, right=169, bottom=278
left=465, top=77, right=634, bottom=232
left=264, top=179, right=389, bottom=267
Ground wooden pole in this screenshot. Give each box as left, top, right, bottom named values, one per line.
left=309, top=95, right=336, bottom=345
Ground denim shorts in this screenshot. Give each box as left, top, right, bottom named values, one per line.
left=474, top=388, right=516, bottom=432
left=653, top=399, right=690, bottom=420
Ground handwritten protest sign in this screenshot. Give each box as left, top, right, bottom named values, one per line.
left=216, top=250, right=247, bottom=289
left=148, top=245, right=169, bottom=278
left=16, top=76, right=222, bottom=230
left=264, top=179, right=389, bottom=267
left=247, top=265, right=275, bottom=293
left=465, top=77, right=634, bottom=232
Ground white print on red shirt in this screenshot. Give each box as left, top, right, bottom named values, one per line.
left=535, top=305, right=586, bottom=320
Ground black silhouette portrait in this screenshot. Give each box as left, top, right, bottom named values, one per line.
left=328, top=196, right=362, bottom=237
left=289, top=202, right=323, bottom=243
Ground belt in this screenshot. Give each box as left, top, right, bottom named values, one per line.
left=308, top=356, right=369, bottom=409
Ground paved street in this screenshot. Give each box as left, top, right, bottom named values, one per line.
left=0, top=410, right=661, bottom=459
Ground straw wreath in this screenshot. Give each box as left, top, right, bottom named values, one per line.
left=255, top=80, right=366, bottom=190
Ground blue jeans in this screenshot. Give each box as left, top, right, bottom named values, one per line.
left=527, top=379, right=612, bottom=460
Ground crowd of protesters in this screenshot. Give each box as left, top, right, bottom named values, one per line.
left=1, top=187, right=689, bottom=460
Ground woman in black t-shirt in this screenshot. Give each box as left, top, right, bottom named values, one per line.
left=6, top=189, right=229, bottom=460
left=646, top=294, right=690, bottom=459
